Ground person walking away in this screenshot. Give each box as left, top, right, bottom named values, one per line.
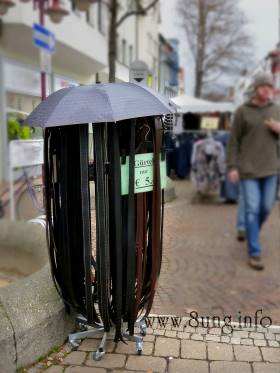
left=227, top=72, right=280, bottom=270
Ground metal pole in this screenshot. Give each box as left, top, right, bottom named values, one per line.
left=0, top=56, right=7, bottom=184
left=9, top=143, right=15, bottom=220
left=279, top=0, right=280, bottom=42
left=38, top=0, right=46, bottom=100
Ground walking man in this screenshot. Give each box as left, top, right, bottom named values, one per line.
left=227, top=72, right=280, bottom=270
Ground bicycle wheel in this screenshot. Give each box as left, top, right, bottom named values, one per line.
left=16, top=184, right=44, bottom=221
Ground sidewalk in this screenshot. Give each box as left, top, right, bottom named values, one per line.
left=25, top=317, right=280, bottom=373
left=23, top=179, right=280, bottom=372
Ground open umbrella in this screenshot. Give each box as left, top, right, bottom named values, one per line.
left=25, top=82, right=176, bottom=128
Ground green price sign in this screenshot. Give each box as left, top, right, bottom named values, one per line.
left=121, top=153, right=167, bottom=195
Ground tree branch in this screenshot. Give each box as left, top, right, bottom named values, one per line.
left=116, top=0, right=158, bottom=28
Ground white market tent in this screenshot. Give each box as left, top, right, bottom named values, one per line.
left=171, top=94, right=235, bottom=113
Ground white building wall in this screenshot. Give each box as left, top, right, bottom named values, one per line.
left=137, top=3, right=160, bottom=87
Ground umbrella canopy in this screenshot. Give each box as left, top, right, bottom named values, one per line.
left=25, top=82, right=176, bottom=128
left=171, top=94, right=234, bottom=113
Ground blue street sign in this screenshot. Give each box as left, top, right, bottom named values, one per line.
left=33, top=23, right=56, bottom=53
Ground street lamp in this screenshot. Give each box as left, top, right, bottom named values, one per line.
left=0, top=0, right=15, bottom=16
left=45, top=0, right=69, bottom=23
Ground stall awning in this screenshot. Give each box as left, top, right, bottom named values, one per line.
left=171, top=94, right=235, bottom=113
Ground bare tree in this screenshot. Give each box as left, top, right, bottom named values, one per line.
left=177, top=0, right=253, bottom=98
left=105, top=0, right=159, bottom=83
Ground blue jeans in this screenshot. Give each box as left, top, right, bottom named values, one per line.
left=240, top=176, right=278, bottom=257
left=236, top=184, right=245, bottom=232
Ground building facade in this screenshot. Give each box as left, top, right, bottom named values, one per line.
left=0, top=0, right=161, bottom=182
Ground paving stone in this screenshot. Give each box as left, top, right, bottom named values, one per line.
left=221, top=336, right=230, bottom=343
left=115, top=341, right=153, bottom=355
left=169, top=358, right=209, bottom=373
left=64, top=367, right=106, bottom=373
left=144, top=334, right=155, bottom=342
left=269, top=327, right=280, bottom=334
left=154, top=336, right=180, bottom=357
left=181, top=340, right=206, bottom=360
left=234, top=345, right=262, bottom=362
left=254, top=339, right=267, bottom=347
left=78, top=338, right=115, bottom=353
left=196, top=327, right=208, bottom=335
left=205, top=335, right=220, bottom=342
left=85, top=353, right=126, bottom=369
left=111, top=371, right=144, bottom=373
left=153, top=329, right=165, bottom=336
left=240, top=338, right=254, bottom=346
left=250, top=332, right=265, bottom=340
left=61, top=351, right=87, bottom=366
left=230, top=338, right=241, bottom=345
left=268, top=341, right=279, bottom=347
left=126, top=356, right=167, bottom=372
left=257, top=326, right=269, bottom=333
left=253, top=362, right=280, bottom=373
left=177, top=332, right=190, bottom=339
left=172, top=324, right=184, bottom=332
left=44, top=367, right=64, bottom=373
left=184, top=325, right=196, bottom=333
left=232, top=331, right=249, bottom=339
left=209, top=328, right=222, bottom=335
left=210, top=361, right=251, bottom=373
left=265, top=333, right=276, bottom=341
left=207, top=342, right=233, bottom=361
left=191, top=334, right=204, bottom=341
left=165, top=330, right=177, bottom=338
left=275, top=334, right=280, bottom=341
left=261, top=347, right=280, bottom=362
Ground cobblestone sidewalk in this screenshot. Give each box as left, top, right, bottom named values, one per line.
left=25, top=317, right=280, bottom=373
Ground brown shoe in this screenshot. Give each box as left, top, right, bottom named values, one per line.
left=248, top=256, right=264, bottom=270
left=237, top=230, right=246, bottom=241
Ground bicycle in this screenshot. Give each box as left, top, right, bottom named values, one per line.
left=0, top=167, right=45, bottom=221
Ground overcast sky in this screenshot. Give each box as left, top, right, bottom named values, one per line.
left=159, top=0, right=280, bottom=94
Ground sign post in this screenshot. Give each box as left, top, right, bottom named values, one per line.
left=33, top=23, right=56, bottom=100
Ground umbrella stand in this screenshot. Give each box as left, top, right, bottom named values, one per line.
left=43, top=118, right=165, bottom=360
left=25, top=83, right=174, bottom=361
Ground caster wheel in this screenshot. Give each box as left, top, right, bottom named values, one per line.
left=137, top=349, right=142, bottom=355
left=92, top=349, right=105, bottom=361
left=69, top=339, right=81, bottom=351
left=79, top=323, right=88, bottom=332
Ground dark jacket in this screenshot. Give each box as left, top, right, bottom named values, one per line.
left=227, top=100, right=280, bottom=179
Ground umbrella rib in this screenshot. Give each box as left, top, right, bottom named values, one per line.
left=100, top=85, right=117, bottom=123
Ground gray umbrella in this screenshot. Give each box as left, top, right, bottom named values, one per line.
left=25, top=82, right=176, bottom=128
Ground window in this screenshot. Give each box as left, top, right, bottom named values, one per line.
left=116, top=34, right=120, bottom=62
left=129, top=45, right=133, bottom=66
left=98, top=1, right=108, bottom=35
left=127, top=0, right=134, bottom=11
left=147, top=33, right=152, bottom=52
left=122, top=39, right=127, bottom=65
left=86, top=2, right=96, bottom=27
left=71, top=0, right=76, bottom=11
left=153, top=57, right=157, bottom=72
